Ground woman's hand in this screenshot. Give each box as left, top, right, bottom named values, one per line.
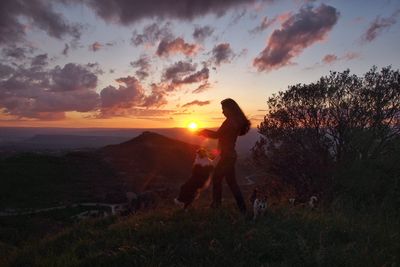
left=196, top=129, right=207, bottom=136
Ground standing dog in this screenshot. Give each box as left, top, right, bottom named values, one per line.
left=250, top=188, right=268, bottom=220
left=174, top=148, right=214, bottom=209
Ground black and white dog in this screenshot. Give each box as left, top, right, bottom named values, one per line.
left=174, top=148, right=214, bottom=210
left=250, top=188, right=268, bottom=220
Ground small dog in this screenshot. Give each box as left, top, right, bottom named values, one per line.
left=174, top=148, right=214, bottom=209
left=250, top=188, right=268, bottom=220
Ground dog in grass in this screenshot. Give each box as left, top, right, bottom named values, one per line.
left=250, top=188, right=268, bottom=220
left=174, top=148, right=214, bottom=210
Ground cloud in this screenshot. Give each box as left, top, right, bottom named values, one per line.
left=193, top=25, right=214, bottom=42
left=211, top=43, right=235, bottom=66
left=131, top=22, right=173, bottom=46
left=89, top=41, right=102, bottom=52
left=81, top=0, right=270, bottom=25
left=99, top=76, right=168, bottom=117
left=322, top=54, right=338, bottom=64
left=172, top=67, right=209, bottom=87
left=249, top=16, right=277, bottom=34
left=1, top=46, right=33, bottom=60
left=253, top=4, right=339, bottom=72
left=156, top=37, right=199, bottom=57
left=192, top=82, right=211, bottom=94
left=361, top=10, right=400, bottom=43
left=182, top=100, right=210, bottom=108
left=321, top=52, right=360, bottom=64
left=0, top=0, right=81, bottom=46
left=51, top=63, right=98, bottom=91
left=62, top=43, right=69, bottom=56
left=130, top=55, right=151, bottom=80
left=162, top=61, right=197, bottom=80
left=31, top=54, right=48, bottom=67
left=0, top=62, right=100, bottom=119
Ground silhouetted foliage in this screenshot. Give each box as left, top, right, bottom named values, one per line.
left=253, top=66, right=400, bottom=203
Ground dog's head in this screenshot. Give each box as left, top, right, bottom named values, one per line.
left=196, top=148, right=208, bottom=159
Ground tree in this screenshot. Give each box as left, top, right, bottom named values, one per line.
left=253, top=66, right=400, bottom=200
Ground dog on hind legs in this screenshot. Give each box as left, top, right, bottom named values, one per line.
left=174, top=148, right=214, bottom=210
left=250, top=188, right=268, bottom=220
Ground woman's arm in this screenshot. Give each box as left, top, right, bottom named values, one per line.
left=198, top=129, right=219, bottom=139
left=198, top=119, right=234, bottom=139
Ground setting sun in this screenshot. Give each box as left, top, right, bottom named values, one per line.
left=187, top=122, right=198, bottom=131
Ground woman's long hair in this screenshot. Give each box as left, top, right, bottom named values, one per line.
left=221, top=98, right=251, bottom=136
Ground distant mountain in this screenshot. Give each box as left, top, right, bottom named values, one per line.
left=23, top=134, right=130, bottom=149
left=100, top=131, right=199, bottom=191
left=0, top=127, right=261, bottom=156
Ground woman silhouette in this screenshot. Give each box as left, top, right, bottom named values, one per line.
left=198, top=98, right=251, bottom=214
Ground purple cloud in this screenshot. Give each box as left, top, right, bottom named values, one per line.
left=0, top=0, right=81, bottom=46
left=0, top=62, right=99, bottom=119
left=253, top=4, right=339, bottom=72
left=211, top=43, right=235, bottom=66
left=193, top=25, right=214, bottom=42
left=249, top=16, right=277, bottom=34
left=182, top=100, right=211, bottom=108
left=163, top=61, right=197, bottom=81
left=130, top=55, right=151, bottom=80
left=362, top=10, right=400, bottom=43
left=131, top=22, right=173, bottom=46
left=156, top=37, right=199, bottom=57
left=99, top=76, right=168, bottom=117
left=81, top=0, right=271, bottom=25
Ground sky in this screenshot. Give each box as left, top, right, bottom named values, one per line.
left=0, top=0, right=399, bottom=129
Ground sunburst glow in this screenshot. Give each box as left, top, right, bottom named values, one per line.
left=187, top=121, right=198, bottom=131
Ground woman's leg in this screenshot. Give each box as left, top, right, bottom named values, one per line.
left=224, top=158, right=247, bottom=213
left=211, top=161, right=225, bottom=208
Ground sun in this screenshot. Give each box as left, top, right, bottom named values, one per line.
left=187, top=121, right=198, bottom=131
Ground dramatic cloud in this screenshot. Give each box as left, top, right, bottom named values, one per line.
left=81, top=0, right=270, bottom=25
left=182, top=100, right=211, bottom=108
left=130, top=55, right=151, bottom=80
left=253, top=4, right=339, bottom=72
left=0, top=62, right=99, bottom=119
left=156, top=37, right=199, bottom=57
left=172, top=67, right=209, bottom=88
left=51, top=63, right=98, bottom=92
left=193, top=25, right=214, bottom=42
left=99, top=76, right=168, bottom=117
left=131, top=22, right=173, bottom=46
left=211, top=43, right=235, bottom=66
left=162, top=61, right=197, bottom=81
left=362, top=10, right=400, bottom=43
left=249, top=16, right=277, bottom=34
left=0, top=0, right=81, bottom=46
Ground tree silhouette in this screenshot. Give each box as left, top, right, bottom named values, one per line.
left=253, top=66, right=400, bottom=200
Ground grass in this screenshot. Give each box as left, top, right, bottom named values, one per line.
left=1, top=200, right=399, bottom=267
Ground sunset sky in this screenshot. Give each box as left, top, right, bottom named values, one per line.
left=0, top=0, right=399, bottom=129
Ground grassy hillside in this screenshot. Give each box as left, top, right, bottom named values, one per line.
left=1, top=198, right=399, bottom=267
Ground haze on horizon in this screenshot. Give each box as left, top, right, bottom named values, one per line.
left=0, top=0, right=399, bottom=129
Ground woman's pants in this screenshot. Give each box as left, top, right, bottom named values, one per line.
left=212, top=156, right=246, bottom=213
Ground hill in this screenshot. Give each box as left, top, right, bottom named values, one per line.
left=0, top=131, right=200, bottom=209
left=100, top=131, right=199, bottom=191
